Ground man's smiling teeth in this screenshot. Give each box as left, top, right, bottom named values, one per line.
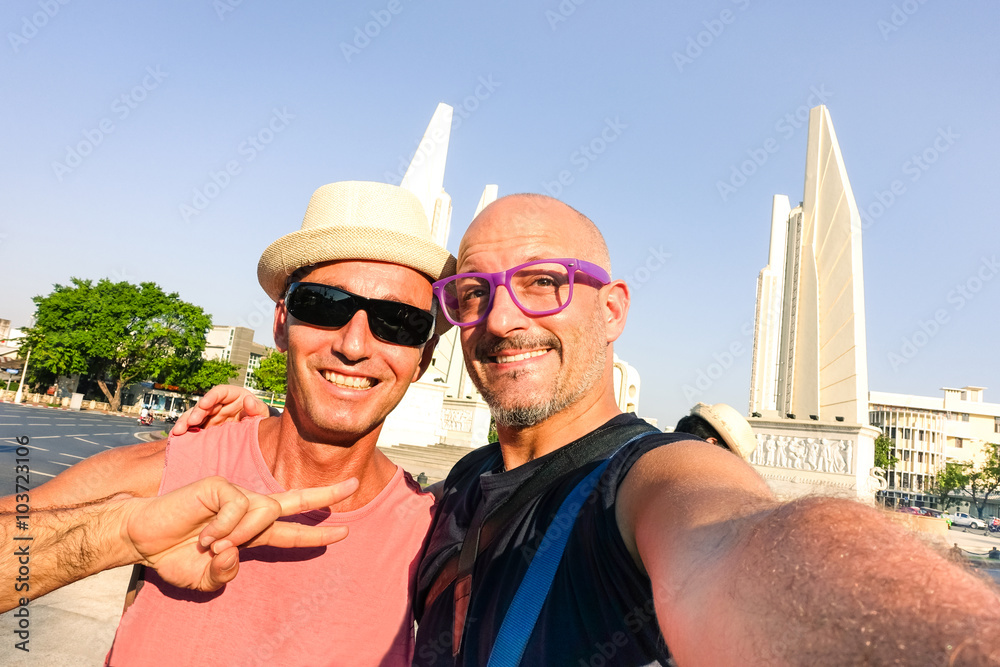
left=495, top=350, right=548, bottom=363
left=322, top=371, right=374, bottom=389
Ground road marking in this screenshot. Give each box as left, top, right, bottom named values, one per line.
left=33, top=471, right=56, bottom=478
left=24, top=445, right=49, bottom=452
left=74, top=437, right=101, bottom=446
left=0, top=423, right=25, bottom=426
left=59, top=453, right=86, bottom=460
left=50, top=461, right=72, bottom=467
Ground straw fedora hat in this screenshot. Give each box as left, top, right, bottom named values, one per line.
left=689, top=402, right=758, bottom=460
left=257, top=180, right=457, bottom=303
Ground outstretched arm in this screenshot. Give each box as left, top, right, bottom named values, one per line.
left=617, top=441, right=1000, bottom=666
left=0, top=476, right=358, bottom=612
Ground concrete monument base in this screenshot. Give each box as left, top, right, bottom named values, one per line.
left=748, top=417, right=881, bottom=503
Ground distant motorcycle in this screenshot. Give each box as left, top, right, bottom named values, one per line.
left=164, top=413, right=179, bottom=424
left=137, top=414, right=154, bottom=426
left=990, top=517, right=1000, bottom=534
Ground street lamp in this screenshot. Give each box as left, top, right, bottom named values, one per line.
left=13, top=348, right=31, bottom=404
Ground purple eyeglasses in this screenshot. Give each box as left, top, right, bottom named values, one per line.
left=432, top=258, right=611, bottom=327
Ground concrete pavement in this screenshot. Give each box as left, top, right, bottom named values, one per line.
left=2, top=566, right=132, bottom=666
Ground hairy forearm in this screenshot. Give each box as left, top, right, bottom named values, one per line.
left=0, top=498, right=139, bottom=613
left=665, top=497, right=1000, bottom=665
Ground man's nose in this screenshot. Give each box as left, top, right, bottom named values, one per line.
left=336, top=309, right=373, bottom=360
left=484, top=285, right=530, bottom=337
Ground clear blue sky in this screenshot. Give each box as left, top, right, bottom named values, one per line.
left=2, top=1, right=998, bottom=428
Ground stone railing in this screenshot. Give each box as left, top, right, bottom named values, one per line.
left=0, top=390, right=138, bottom=415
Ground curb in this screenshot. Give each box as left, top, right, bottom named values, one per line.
left=1, top=401, right=139, bottom=417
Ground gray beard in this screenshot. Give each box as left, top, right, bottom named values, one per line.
left=472, top=326, right=606, bottom=430
left=489, top=387, right=580, bottom=429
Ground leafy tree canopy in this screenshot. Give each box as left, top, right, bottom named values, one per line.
left=161, top=358, right=240, bottom=395
left=962, top=443, right=1000, bottom=518
left=253, top=351, right=286, bottom=395
left=22, top=278, right=212, bottom=411
left=933, top=462, right=969, bottom=512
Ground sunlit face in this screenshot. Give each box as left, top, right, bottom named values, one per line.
left=274, top=260, right=434, bottom=444
left=456, top=196, right=612, bottom=428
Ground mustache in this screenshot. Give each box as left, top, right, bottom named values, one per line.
left=475, top=333, right=560, bottom=362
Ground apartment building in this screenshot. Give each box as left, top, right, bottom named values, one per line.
left=204, top=325, right=268, bottom=389
left=869, top=386, right=1000, bottom=513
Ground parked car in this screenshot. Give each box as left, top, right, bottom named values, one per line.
left=946, top=512, right=987, bottom=529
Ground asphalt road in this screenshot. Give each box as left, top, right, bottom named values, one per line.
left=0, top=402, right=164, bottom=495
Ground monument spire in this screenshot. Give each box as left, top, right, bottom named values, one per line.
left=750, top=105, right=870, bottom=425
left=400, top=103, right=453, bottom=247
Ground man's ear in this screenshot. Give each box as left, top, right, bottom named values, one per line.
left=273, top=300, right=289, bottom=352
left=603, top=279, right=630, bottom=343
left=413, top=335, right=440, bottom=382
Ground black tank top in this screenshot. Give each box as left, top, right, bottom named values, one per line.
left=414, top=413, right=687, bottom=666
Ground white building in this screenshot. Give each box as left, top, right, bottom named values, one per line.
left=869, top=386, right=1000, bottom=514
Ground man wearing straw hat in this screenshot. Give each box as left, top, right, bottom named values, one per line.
left=0, top=181, right=454, bottom=665
left=673, top=402, right=758, bottom=459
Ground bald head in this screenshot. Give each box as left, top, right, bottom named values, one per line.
left=458, top=194, right=611, bottom=274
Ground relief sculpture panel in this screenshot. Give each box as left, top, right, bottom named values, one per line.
left=749, top=433, right=854, bottom=475
left=442, top=407, right=473, bottom=432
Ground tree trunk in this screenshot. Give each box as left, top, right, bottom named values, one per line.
left=97, top=379, right=124, bottom=412
left=111, top=381, right=123, bottom=413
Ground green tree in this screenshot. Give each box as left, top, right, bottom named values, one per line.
left=162, top=358, right=240, bottom=395
left=22, top=278, right=212, bottom=412
left=873, top=435, right=899, bottom=470
left=963, top=443, right=1000, bottom=519
left=253, top=351, right=287, bottom=395
left=932, top=462, right=969, bottom=512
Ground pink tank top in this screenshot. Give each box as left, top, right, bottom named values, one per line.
left=106, top=417, right=434, bottom=666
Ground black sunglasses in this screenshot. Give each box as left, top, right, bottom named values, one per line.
left=284, top=282, right=436, bottom=347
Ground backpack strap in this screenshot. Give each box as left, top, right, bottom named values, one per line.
left=486, top=431, right=657, bottom=667
left=450, top=422, right=658, bottom=657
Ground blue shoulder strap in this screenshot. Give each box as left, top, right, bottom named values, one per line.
left=486, top=431, right=656, bottom=667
